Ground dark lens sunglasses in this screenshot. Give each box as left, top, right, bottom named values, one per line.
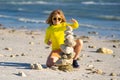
left=53, top=17, right=61, bottom=21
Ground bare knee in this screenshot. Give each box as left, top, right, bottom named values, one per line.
left=76, top=39, right=83, bottom=47
left=46, top=57, right=54, bottom=67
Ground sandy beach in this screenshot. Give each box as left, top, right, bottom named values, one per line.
left=0, top=27, right=120, bottom=80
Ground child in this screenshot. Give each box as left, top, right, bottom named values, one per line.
left=44, top=9, right=83, bottom=68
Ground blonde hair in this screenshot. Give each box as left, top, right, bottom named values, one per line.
left=46, top=9, right=66, bottom=25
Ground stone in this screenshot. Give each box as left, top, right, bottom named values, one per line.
left=65, top=34, right=74, bottom=40
left=18, top=71, right=27, bottom=77
left=58, top=64, right=73, bottom=72
left=67, top=52, right=75, bottom=59
left=21, top=53, right=25, bottom=56
left=110, top=73, right=117, bottom=76
left=30, top=63, right=43, bottom=70
left=34, top=63, right=43, bottom=70
left=87, top=64, right=94, bottom=68
left=88, top=31, right=98, bottom=35
left=60, top=44, right=74, bottom=54
left=113, top=45, right=117, bottom=48
left=88, top=45, right=96, bottom=48
left=66, top=26, right=73, bottom=31
left=65, top=30, right=73, bottom=35
left=51, top=66, right=58, bottom=70
left=57, top=26, right=76, bottom=71
left=62, top=54, right=68, bottom=59
left=30, top=64, right=35, bottom=69
left=96, top=48, right=113, bottom=54
left=10, top=55, right=15, bottom=57
left=29, top=42, right=34, bottom=45
left=64, top=39, right=76, bottom=47
left=4, top=47, right=12, bottom=51
left=55, top=59, right=73, bottom=66
left=94, top=69, right=103, bottom=74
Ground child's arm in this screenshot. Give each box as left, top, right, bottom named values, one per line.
left=44, top=28, right=51, bottom=45
left=68, top=18, right=79, bottom=29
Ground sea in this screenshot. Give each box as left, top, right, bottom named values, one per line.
left=0, top=0, right=120, bottom=39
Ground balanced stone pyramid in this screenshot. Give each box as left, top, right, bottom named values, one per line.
left=55, top=26, right=76, bottom=71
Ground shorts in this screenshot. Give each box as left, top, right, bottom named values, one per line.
left=50, top=49, right=61, bottom=58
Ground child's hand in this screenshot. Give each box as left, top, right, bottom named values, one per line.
left=70, top=18, right=77, bottom=23
left=47, top=41, right=52, bottom=45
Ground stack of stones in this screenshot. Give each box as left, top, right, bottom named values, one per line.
left=55, top=26, right=76, bottom=71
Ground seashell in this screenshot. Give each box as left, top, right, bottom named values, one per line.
left=60, top=44, right=74, bottom=54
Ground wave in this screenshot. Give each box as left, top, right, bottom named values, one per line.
left=80, top=23, right=120, bottom=31
left=0, top=14, right=11, bottom=18
left=17, top=8, right=25, bottom=11
left=7, top=1, right=48, bottom=5
left=0, top=14, right=45, bottom=24
left=18, top=18, right=45, bottom=23
left=81, top=1, right=120, bottom=5
left=4, top=1, right=63, bottom=5
left=97, top=15, right=120, bottom=21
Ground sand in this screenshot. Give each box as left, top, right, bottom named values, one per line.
left=0, top=28, right=120, bottom=80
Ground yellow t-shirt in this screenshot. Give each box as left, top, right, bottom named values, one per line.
left=44, top=21, right=79, bottom=50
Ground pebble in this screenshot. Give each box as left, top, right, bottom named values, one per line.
left=88, top=31, right=98, bottom=35
left=110, top=73, right=117, bottom=76
left=87, top=64, right=94, bottom=68
left=30, top=63, right=43, bottom=70
left=88, top=45, right=96, bottom=48
left=96, top=47, right=113, bottom=54
left=113, top=45, right=116, bottom=47
left=4, top=47, right=12, bottom=51
left=21, top=53, right=25, bottom=56
left=110, top=78, right=117, bottom=80
left=29, top=42, right=34, bottom=45
left=18, top=71, right=27, bottom=77
left=10, top=55, right=15, bottom=57
left=95, top=69, right=103, bottom=74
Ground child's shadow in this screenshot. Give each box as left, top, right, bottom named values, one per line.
left=0, top=62, right=47, bottom=69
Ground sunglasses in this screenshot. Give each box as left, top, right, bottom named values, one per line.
left=52, top=17, right=62, bottom=21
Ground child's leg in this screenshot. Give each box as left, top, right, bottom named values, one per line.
left=46, top=49, right=61, bottom=67
left=73, top=39, right=83, bottom=68
left=73, top=39, right=83, bottom=60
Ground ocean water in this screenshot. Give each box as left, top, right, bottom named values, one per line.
left=0, top=0, right=120, bottom=38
